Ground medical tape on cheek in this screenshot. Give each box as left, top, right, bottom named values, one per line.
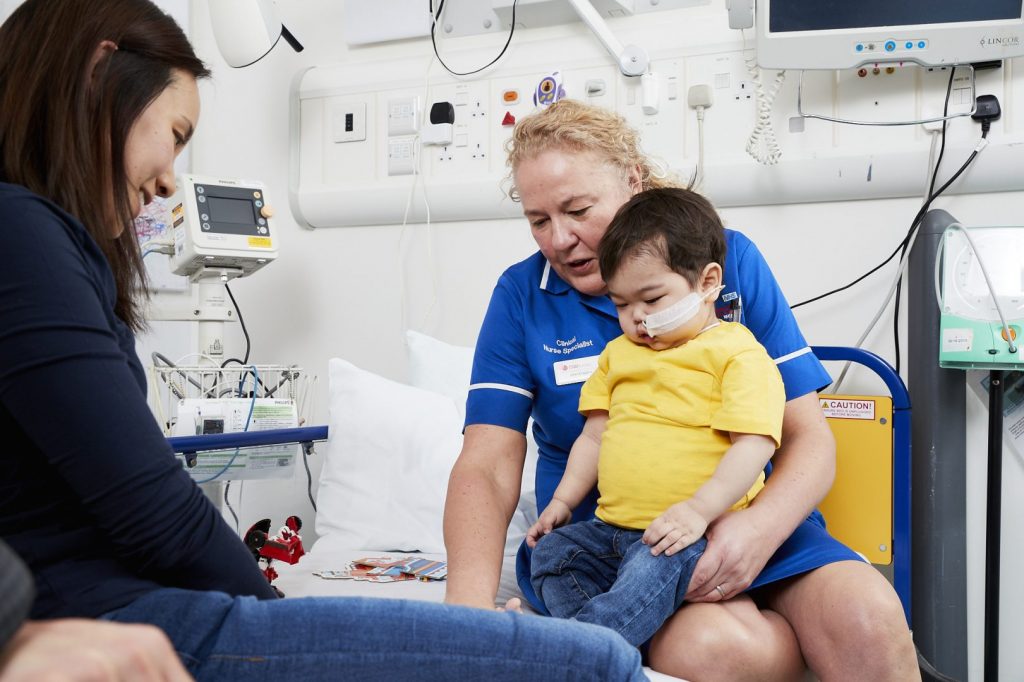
left=642, top=293, right=701, bottom=337
left=642, top=284, right=726, bottom=337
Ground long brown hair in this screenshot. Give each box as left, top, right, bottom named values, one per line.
left=0, top=0, right=210, bottom=330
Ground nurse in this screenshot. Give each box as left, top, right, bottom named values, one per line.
left=443, top=99, right=918, bottom=681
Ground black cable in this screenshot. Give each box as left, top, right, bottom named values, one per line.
left=790, top=144, right=984, bottom=311
left=220, top=283, right=251, bottom=368
left=430, top=0, right=517, bottom=77
left=790, top=69, right=983, bottom=314
left=893, top=67, right=956, bottom=375
left=302, top=443, right=318, bottom=513
left=224, top=481, right=239, bottom=532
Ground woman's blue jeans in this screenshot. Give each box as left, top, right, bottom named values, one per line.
left=103, top=587, right=647, bottom=681
left=531, top=519, right=707, bottom=647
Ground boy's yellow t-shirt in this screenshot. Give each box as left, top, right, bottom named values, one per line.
left=578, top=322, right=786, bottom=530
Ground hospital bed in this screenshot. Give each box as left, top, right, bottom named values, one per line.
left=171, top=335, right=909, bottom=681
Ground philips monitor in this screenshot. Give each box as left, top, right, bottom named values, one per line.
left=755, top=0, right=1024, bottom=70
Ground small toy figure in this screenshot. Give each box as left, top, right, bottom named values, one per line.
left=533, top=71, right=566, bottom=108
left=243, top=515, right=305, bottom=589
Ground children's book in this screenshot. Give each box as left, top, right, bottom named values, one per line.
left=314, top=556, right=447, bottom=583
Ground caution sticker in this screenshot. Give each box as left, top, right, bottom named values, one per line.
left=820, top=398, right=876, bottom=420
left=247, top=237, right=272, bottom=248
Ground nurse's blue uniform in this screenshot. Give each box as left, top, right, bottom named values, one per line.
left=465, top=229, right=862, bottom=613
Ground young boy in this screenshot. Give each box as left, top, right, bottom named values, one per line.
left=527, top=187, right=786, bottom=647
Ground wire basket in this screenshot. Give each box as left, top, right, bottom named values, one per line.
left=147, top=359, right=317, bottom=438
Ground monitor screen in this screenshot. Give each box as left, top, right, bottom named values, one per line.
left=770, top=1, right=1021, bottom=34
left=756, top=0, right=1024, bottom=69
left=207, top=196, right=256, bottom=225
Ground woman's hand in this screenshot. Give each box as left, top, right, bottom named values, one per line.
left=684, top=507, right=772, bottom=602
left=526, top=499, right=572, bottom=548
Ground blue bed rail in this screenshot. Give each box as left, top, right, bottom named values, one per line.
left=167, top=425, right=329, bottom=455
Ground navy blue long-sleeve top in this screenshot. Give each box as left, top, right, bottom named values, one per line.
left=0, top=181, right=278, bottom=618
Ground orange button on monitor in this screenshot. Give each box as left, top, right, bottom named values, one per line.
left=502, top=89, right=519, bottom=104
left=1001, top=326, right=1018, bottom=342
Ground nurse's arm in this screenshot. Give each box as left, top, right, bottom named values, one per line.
left=687, top=391, right=835, bottom=599
left=750, top=391, right=836, bottom=548
left=443, top=423, right=527, bottom=609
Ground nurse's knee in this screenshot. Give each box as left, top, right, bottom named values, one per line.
left=647, top=599, right=804, bottom=681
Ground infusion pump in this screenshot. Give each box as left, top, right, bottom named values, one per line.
left=168, top=174, right=278, bottom=279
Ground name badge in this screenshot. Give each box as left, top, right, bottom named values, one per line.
left=553, top=355, right=600, bottom=386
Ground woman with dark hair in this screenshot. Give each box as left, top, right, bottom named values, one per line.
left=0, top=2, right=647, bottom=680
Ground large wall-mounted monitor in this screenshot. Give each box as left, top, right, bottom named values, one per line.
left=755, top=0, right=1024, bottom=70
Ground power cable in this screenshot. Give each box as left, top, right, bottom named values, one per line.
left=430, top=0, right=517, bottom=77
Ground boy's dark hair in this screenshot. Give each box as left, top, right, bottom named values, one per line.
left=599, top=187, right=726, bottom=287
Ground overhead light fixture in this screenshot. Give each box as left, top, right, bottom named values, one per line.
left=209, top=0, right=304, bottom=68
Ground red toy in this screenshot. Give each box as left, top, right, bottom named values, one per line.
left=244, top=515, right=305, bottom=586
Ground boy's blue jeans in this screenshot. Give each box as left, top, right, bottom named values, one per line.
left=531, top=518, right=707, bottom=647
left=103, top=587, right=647, bottom=681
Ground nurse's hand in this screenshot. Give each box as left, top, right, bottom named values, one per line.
left=526, top=499, right=572, bottom=548
left=684, top=507, right=770, bottom=602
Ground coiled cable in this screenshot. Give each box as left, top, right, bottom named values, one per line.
left=742, top=44, right=785, bottom=165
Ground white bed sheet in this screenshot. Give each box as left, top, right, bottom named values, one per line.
left=274, top=544, right=684, bottom=681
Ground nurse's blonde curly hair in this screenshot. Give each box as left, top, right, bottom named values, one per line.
left=505, top=99, right=681, bottom=201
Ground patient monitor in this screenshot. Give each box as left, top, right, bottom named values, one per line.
left=756, top=0, right=1024, bottom=69
left=168, top=174, right=278, bottom=280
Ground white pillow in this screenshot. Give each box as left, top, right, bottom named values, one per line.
left=405, top=330, right=538, bottom=551
left=406, top=329, right=475, bottom=423
left=317, top=358, right=463, bottom=553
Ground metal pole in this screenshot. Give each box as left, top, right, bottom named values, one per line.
left=984, top=371, right=1003, bottom=682
left=909, top=209, right=967, bottom=679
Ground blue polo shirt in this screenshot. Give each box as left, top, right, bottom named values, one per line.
left=466, top=229, right=859, bottom=611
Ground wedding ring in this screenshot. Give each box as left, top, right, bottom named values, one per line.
left=714, top=584, right=726, bottom=599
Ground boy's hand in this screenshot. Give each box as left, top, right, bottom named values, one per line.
left=643, top=501, right=708, bottom=556
left=526, top=499, right=572, bottom=547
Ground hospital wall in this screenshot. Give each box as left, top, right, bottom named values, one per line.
left=0, top=0, right=1010, bottom=677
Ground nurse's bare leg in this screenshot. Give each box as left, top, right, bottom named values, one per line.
left=647, top=594, right=805, bottom=682
left=765, top=561, right=918, bottom=681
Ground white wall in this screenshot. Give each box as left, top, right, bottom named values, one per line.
left=136, top=1, right=1023, bottom=679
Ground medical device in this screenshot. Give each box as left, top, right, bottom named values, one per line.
left=168, top=174, right=278, bottom=280
left=643, top=285, right=724, bottom=338
left=150, top=363, right=316, bottom=482
left=208, top=0, right=303, bottom=68
left=171, top=397, right=299, bottom=481
left=938, top=225, right=1024, bottom=370
left=755, top=0, right=1024, bottom=70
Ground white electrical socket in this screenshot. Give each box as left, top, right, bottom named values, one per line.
left=387, top=96, right=419, bottom=137
left=387, top=138, right=417, bottom=175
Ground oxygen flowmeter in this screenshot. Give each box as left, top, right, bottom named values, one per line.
left=939, top=225, right=1024, bottom=370
left=168, top=174, right=278, bottom=279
